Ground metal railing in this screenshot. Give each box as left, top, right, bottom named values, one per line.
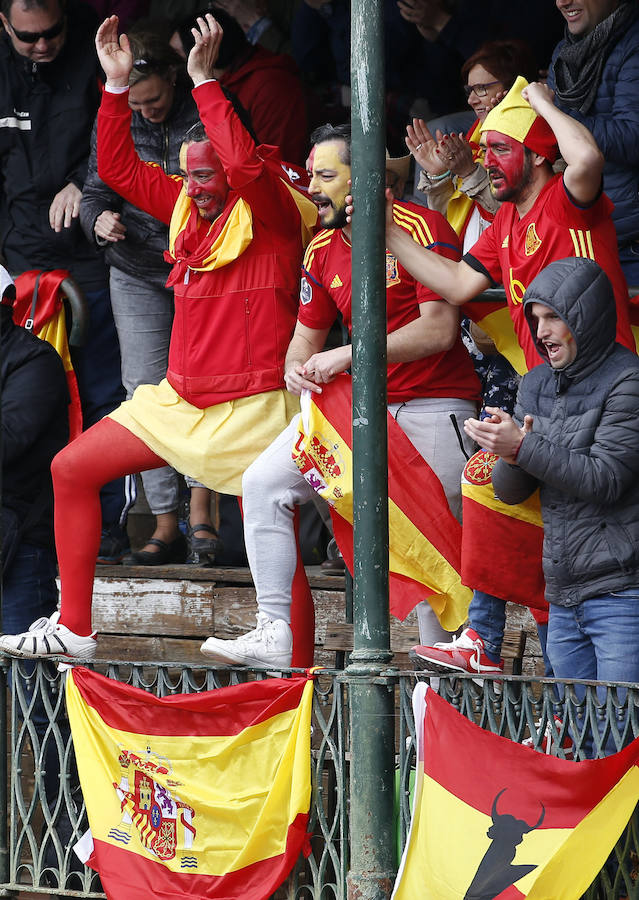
left=3, top=659, right=639, bottom=899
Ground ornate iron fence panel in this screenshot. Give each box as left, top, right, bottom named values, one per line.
left=396, top=673, right=639, bottom=900
left=3, top=660, right=639, bottom=899
left=2, top=659, right=348, bottom=899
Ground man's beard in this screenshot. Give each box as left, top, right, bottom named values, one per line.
left=326, top=205, right=349, bottom=229
left=491, top=152, right=533, bottom=203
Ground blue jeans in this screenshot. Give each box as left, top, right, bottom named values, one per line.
left=2, top=542, right=61, bottom=792
left=547, top=590, right=639, bottom=755
left=469, top=590, right=552, bottom=673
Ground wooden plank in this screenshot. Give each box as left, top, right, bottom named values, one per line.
left=91, top=579, right=216, bottom=637
left=94, top=564, right=345, bottom=590
left=91, top=578, right=346, bottom=640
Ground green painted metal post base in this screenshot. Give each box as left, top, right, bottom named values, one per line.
left=347, top=677, right=396, bottom=900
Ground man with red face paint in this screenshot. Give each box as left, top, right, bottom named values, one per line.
left=384, top=76, right=634, bottom=374
left=0, top=13, right=319, bottom=664
left=381, top=75, right=635, bottom=679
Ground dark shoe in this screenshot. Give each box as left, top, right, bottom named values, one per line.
left=321, top=537, right=346, bottom=574
left=186, top=523, right=220, bottom=566
left=321, top=556, right=346, bottom=574
left=96, top=522, right=130, bottom=564
left=123, top=533, right=187, bottom=566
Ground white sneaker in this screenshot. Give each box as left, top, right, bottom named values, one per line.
left=200, top=613, right=293, bottom=668
left=0, top=612, right=97, bottom=660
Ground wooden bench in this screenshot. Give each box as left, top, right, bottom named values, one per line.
left=321, top=623, right=527, bottom=673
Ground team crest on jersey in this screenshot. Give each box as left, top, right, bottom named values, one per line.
left=300, top=276, right=313, bottom=305
left=524, top=223, right=542, bottom=256
left=111, top=746, right=197, bottom=866
left=385, top=251, right=400, bottom=287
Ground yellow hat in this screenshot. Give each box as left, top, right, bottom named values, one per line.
left=480, top=76, right=559, bottom=163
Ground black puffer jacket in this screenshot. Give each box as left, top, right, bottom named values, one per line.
left=1, top=304, right=69, bottom=548
left=79, top=81, right=199, bottom=289
left=492, top=257, right=639, bottom=607
left=0, top=1, right=107, bottom=290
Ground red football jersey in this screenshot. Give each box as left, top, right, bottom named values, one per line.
left=465, top=174, right=633, bottom=369
left=298, top=201, right=480, bottom=404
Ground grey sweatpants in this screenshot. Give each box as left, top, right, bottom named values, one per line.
left=242, top=396, right=476, bottom=643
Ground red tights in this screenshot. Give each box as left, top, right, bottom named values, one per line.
left=52, top=418, right=316, bottom=665
left=52, top=418, right=167, bottom=635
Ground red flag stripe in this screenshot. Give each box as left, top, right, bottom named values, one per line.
left=87, top=811, right=310, bottom=899
left=423, top=690, right=639, bottom=828
left=70, top=667, right=310, bottom=737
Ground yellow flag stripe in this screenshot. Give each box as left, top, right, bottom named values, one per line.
left=36, top=313, right=73, bottom=373
left=66, top=674, right=312, bottom=875
left=474, top=307, right=528, bottom=375
left=525, top=766, right=639, bottom=900
left=303, top=406, right=470, bottom=630
left=394, top=773, right=573, bottom=899
left=461, top=481, right=543, bottom=527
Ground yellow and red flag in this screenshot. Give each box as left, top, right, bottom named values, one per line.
left=13, top=269, right=82, bottom=439
left=461, top=449, right=548, bottom=613
left=66, top=667, right=314, bottom=899
left=292, top=374, right=471, bottom=630
left=394, top=685, right=639, bottom=900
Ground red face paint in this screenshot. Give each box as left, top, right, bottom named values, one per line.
left=180, top=141, right=229, bottom=221
left=483, top=131, right=531, bottom=202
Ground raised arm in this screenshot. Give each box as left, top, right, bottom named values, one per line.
left=384, top=192, right=490, bottom=304
left=522, top=81, right=604, bottom=207
left=188, top=14, right=301, bottom=230
left=95, top=16, right=180, bottom=224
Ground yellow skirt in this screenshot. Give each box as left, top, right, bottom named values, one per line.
left=109, top=379, right=300, bottom=495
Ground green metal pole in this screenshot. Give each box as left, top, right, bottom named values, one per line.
left=347, top=1, right=396, bottom=897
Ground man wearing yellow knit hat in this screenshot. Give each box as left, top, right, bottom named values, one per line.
left=381, top=76, right=636, bottom=678
left=385, top=76, right=634, bottom=374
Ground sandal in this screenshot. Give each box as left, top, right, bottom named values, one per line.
left=124, top=533, right=187, bottom=566
left=186, top=523, right=221, bottom=566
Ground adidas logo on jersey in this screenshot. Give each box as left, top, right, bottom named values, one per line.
left=330, top=274, right=343, bottom=288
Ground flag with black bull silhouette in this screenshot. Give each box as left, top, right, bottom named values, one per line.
left=393, top=685, right=639, bottom=900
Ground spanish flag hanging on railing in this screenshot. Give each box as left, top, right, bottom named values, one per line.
left=393, top=685, right=639, bottom=900
left=292, top=374, right=471, bottom=630
left=66, top=667, right=314, bottom=899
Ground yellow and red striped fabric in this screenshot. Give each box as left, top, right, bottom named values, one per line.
left=13, top=269, right=82, bottom=439
left=66, top=668, right=314, bottom=899
left=292, top=374, right=471, bottom=629
left=461, top=449, right=548, bottom=612
left=393, top=685, right=639, bottom=900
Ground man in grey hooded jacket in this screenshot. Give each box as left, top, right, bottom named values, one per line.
left=463, top=256, right=639, bottom=687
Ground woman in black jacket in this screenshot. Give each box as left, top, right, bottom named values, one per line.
left=80, top=25, right=218, bottom=565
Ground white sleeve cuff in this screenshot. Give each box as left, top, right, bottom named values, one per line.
left=105, top=83, right=130, bottom=94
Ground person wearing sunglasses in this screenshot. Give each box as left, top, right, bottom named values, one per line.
left=0, top=0, right=132, bottom=564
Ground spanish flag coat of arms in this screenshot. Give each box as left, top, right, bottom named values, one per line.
left=66, top=668, right=314, bottom=899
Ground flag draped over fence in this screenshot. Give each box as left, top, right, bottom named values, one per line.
left=292, top=374, right=471, bottom=630
left=393, top=685, right=639, bottom=900
left=66, top=667, right=314, bottom=900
